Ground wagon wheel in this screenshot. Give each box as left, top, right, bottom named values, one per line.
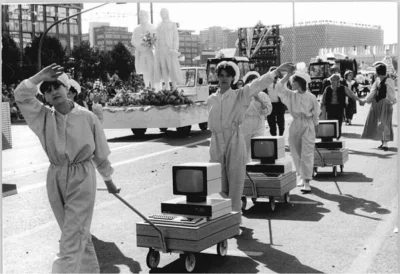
left=284, top=192, right=290, bottom=203
left=333, top=166, right=337, bottom=177
left=199, top=122, right=208, bottom=131
left=340, top=165, right=344, bottom=173
left=131, top=128, right=147, bottom=136
left=184, top=252, right=197, bottom=273
left=217, top=239, right=228, bottom=256
left=251, top=198, right=258, bottom=204
left=313, top=167, right=318, bottom=177
left=241, top=196, right=247, bottom=211
left=269, top=196, right=276, bottom=211
left=146, top=248, right=160, bottom=269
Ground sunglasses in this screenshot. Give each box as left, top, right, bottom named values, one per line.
left=40, top=81, right=63, bottom=94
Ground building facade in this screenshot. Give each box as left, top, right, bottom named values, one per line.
left=178, top=29, right=201, bottom=67
left=88, top=22, right=109, bottom=47
left=93, top=26, right=132, bottom=51
left=2, top=4, right=83, bottom=58
left=280, top=21, right=384, bottom=64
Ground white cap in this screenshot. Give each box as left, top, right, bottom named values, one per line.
left=37, top=72, right=71, bottom=94
left=69, top=78, right=81, bottom=94
left=243, top=71, right=260, bottom=84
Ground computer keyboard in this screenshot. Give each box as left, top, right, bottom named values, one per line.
left=148, top=214, right=207, bottom=226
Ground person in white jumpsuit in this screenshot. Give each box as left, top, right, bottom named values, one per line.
left=207, top=60, right=294, bottom=217
left=275, top=65, right=320, bottom=193
left=241, top=71, right=272, bottom=163
left=14, top=64, right=119, bottom=273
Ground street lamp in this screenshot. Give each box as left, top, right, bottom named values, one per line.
left=37, top=3, right=109, bottom=70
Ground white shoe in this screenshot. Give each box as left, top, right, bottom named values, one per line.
left=297, top=179, right=304, bottom=187
left=301, top=181, right=311, bottom=193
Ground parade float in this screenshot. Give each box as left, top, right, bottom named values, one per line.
left=102, top=67, right=209, bottom=136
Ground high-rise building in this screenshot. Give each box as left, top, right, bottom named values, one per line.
left=88, top=22, right=109, bottom=47
left=93, top=26, right=132, bottom=51
left=178, top=29, right=201, bottom=67
left=200, top=26, right=225, bottom=51
left=279, top=21, right=384, bottom=64
left=1, top=4, right=83, bottom=59
left=222, top=29, right=238, bottom=49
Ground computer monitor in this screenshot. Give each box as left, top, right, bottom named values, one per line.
left=316, top=120, right=339, bottom=141
left=172, top=163, right=221, bottom=203
left=251, top=136, right=285, bottom=164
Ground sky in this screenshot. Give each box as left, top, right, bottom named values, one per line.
left=81, top=2, right=398, bottom=44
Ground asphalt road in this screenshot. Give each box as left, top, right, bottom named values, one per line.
left=2, top=101, right=399, bottom=273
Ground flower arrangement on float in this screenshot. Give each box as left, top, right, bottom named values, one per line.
left=107, top=88, right=194, bottom=107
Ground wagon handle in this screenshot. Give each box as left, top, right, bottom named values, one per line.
left=98, top=188, right=167, bottom=253
left=314, top=146, right=326, bottom=166
left=246, top=171, right=258, bottom=198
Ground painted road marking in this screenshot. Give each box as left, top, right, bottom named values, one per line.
left=2, top=137, right=165, bottom=178
left=14, top=138, right=210, bottom=194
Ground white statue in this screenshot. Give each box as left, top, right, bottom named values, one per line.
left=154, top=8, right=183, bottom=90
left=131, top=10, right=155, bottom=88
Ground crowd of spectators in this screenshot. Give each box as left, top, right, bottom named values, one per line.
left=2, top=70, right=145, bottom=123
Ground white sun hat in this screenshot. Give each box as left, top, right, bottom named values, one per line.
left=291, top=62, right=311, bottom=85
left=216, top=61, right=240, bottom=84
left=243, top=71, right=260, bottom=84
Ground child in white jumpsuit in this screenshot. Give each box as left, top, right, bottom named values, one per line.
left=207, top=61, right=294, bottom=216
left=14, top=64, right=119, bottom=273
left=241, top=71, right=272, bottom=163
left=275, top=66, right=320, bottom=193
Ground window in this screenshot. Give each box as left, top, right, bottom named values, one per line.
left=105, top=34, right=112, bottom=39
left=113, top=34, right=121, bottom=39
left=22, top=21, right=32, bottom=32
left=71, top=25, right=78, bottom=35
left=97, top=40, right=105, bottom=45
left=9, top=20, right=19, bottom=31
left=106, top=40, right=113, bottom=45
left=97, top=34, right=104, bottom=39
left=178, top=69, right=196, bottom=87
left=8, top=5, right=19, bottom=20
left=21, top=5, right=31, bottom=20
left=59, top=23, right=68, bottom=34
left=46, top=6, right=56, bottom=22
left=58, top=7, right=66, bottom=19
left=198, top=69, right=208, bottom=85
left=35, top=5, right=44, bottom=21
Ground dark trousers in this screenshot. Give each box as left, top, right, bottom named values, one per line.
left=267, top=102, right=286, bottom=136
left=326, top=104, right=344, bottom=138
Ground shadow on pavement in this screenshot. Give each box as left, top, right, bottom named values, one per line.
left=107, top=133, right=162, bottom=143
left=313, top=171, right=373, bottom=183
left=347, top=148, right=397, bottom=159
left=243, top=194, right=330, bottom=222
left=341, top=132, right=362, bottom=139
left=92, top=235, right=141, bottom=273
left=311, top=186, right=391, bottom=221
left=149, top=253, right=258, bottom=273
left=234, top=227, right=324, bottom=273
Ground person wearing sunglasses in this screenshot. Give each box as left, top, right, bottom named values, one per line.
left=14, top=63, right=119, bottom=273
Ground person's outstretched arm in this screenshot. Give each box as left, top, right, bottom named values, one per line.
left=14, top=64, right=64, bottom=135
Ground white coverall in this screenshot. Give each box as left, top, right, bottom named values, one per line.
left=14, top=80, right=114, bottom=273
left=276, top=83, right=320, bottom=180
left=207, top=71, right=277, bottom=214
left=241, top=92, right=272, bottom=163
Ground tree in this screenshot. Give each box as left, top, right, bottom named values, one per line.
left=110, top=42, right=135, bottom=80
left=2, top=33, right=22, bottom=85
left=71, top=41, right=98, bottom=80
left=24, top=34, right=66, bottom=71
